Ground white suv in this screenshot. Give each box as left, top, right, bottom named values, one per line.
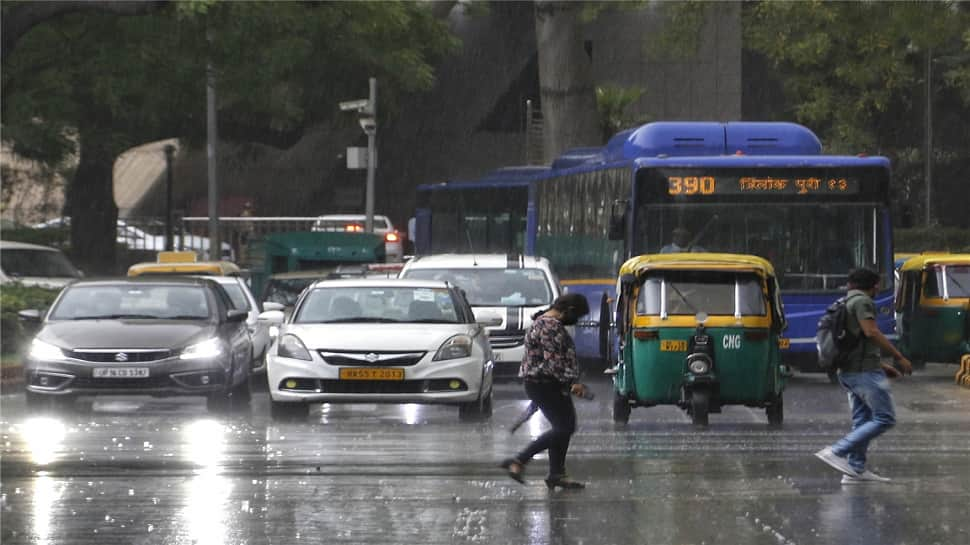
left=398, top=254, right=561, bottom=378
left=311, top=214, right=403, bottom=262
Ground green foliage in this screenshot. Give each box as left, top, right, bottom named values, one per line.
left=649, top=1, right=712, bottom=61
left=0, top=284, right=60, bottom=355
left=596, top=84, right=647, bottom=141
left=895, top=227, right=970, bottom=254
left=742, top=1, right=970, bottom=152
left=0, top=227, right=70, bottom=248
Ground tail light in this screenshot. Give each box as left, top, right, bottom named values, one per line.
left=385, top=232, right=400, bottom=243
left=345, top=224, right=363, bottom=232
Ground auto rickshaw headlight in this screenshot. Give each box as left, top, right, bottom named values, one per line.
left=687, top=354, right=712, bottom=375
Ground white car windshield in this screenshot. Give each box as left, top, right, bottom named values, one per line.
left=403, top=268, right=552, bottom=307
left=294, top=286, right=460, bottom=324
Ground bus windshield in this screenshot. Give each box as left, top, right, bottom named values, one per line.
left=634, top=203, right=887, bottom=292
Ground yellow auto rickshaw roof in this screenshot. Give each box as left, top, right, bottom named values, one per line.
left=899, top=253, right=970, bottom=272
left=127, top=260, right=242, bottom=277
left=619, top=253, right=777, bottom=278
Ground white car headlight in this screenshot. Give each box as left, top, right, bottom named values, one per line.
left=180, top=337, right=224, bottom=360
left=277, top=334, right=312, bottom=361
left=433, top=334, right=472, bottom=361
left=29, top=339, right=67, bottom=361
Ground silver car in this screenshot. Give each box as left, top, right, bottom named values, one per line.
left=261, top=278, right=497, bottom=421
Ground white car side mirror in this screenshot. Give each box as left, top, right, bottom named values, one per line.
left=262, top=302, right=285, bottom=312
left=474, top=311, right=503, bottom=328
left=258, top=310, right=285, bottom=324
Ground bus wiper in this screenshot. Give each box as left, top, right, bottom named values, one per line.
left=667, top=282, right=697, bottom=314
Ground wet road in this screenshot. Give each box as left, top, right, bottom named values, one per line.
left=2, top=364, right=969, bottom=545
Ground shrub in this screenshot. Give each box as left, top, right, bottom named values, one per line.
left=0, top=284, right=61, bottom=355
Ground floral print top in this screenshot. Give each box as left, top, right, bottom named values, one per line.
left=518, top=314, right=580, bottom=383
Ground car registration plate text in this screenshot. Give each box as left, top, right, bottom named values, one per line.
left=93, top=367, right=150, bottom=378
left=660, top=340, right=688, bottom=352
left=338, top=367, right=404, bottom=381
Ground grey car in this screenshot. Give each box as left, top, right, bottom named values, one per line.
left=20, top=277, right=253, bottom=412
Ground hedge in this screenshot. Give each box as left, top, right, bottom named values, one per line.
left=0, top=284, right=61, bottom=355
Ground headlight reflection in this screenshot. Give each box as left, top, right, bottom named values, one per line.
left=21, top=417, right=66, bottom=466
left=182, top=419, right=231, bottom=544
left=32, top=474, right=64, bottom=545
left=183, top=419, right=225, bottom=469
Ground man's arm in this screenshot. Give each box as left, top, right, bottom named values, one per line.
left=859, top=318, right=913, bottom=376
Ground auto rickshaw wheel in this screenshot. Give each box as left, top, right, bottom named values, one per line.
left=766, top=395, right=783, bottom=427
left=612, top=392, right=631, bottom=424
left=690, top=389, right=710, bottom=427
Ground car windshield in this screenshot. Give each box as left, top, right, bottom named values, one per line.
left=262, top=278, right=321, bottom=307
left=924, top=265, right=970, bottom=298
left=219, top=282, right=251, bottom=310
left=294, top=286, right=460, bottom=324
left=0, top=248, right=80, bottom=278
left=50, top=284, right=212, bottom=320
left=637, top=271, right=766, bottom=316
left=403, top=268, right=552, bottom=306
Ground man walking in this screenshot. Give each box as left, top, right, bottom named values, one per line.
left=815, top=268, right=913, bottom=483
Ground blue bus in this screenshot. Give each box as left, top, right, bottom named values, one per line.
left=414, top=122, right=895, bottom=369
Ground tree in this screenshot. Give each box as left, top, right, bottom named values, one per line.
left=2, top=2, right=457, bottom=272
left=534, top=1, right=601, bottom=162
left=742, top=1, right=970, bottom=227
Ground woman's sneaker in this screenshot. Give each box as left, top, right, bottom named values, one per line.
left=841, top=470, right=891, bottom=484
left=814, top=447, right=859, bottom=476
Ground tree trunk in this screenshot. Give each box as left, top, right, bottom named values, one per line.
left=67, top=132, right=119, bottom=275
left=534, top=0, right=601, bottom=163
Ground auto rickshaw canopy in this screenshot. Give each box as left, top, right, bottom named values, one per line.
left=898, top=253, right=970, bottom=273
left=619, top=253, right=786, bottom=330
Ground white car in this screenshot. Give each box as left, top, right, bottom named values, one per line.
left=33, top=217, right=234, bottom=261
left=261, top=278, right=496, bottom=420
left=201, top=275, right=281, bottom=372
left=0, top=240, right=83, bottom=289
left=311, top=214, right=403, bottom=262
left=398, top=254, right=562, bottom=378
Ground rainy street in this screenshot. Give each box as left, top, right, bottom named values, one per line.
left=1, top=364, right=968, bottom=545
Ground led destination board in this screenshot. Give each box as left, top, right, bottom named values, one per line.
left=666, top=175, right=859, bottom=196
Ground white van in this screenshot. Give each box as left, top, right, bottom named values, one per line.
left=0, top=240, right=82, bottom=289
left=398, top=254, right=561, bottom=377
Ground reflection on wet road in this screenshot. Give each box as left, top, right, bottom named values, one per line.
left=2, top=364, right=969, bottom=544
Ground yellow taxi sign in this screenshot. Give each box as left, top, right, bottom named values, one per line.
left=157, top=251, right=198, bottom=263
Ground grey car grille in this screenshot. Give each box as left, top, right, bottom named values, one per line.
left=68, top=349, right=174, bottom=363
left=318, top=351, right=426, bottom=367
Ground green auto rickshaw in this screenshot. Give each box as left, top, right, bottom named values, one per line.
left=895, top=253, right=970, bottom=367
left=608, top=253, right=788, bottom=427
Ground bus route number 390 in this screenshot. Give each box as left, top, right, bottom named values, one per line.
left=668, top=176, right=716, bottom=196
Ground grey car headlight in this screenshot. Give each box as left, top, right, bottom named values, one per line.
left=278, top=334, right=312, bottom=361
left=433, top=334, right=472, bottom=361
left=180, top=337, right=225, bottom=360
left=29, top=339, right=67, bottom=361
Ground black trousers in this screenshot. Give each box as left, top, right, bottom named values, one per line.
left=516, top=381, right=577, bottom=477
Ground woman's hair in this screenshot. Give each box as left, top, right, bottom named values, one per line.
left=550, top=293, right=590, bottom=316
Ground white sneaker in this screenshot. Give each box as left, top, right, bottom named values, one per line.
left=841, top=470, right=891, bottom=484
left=814, top=447, right=859, bottom=476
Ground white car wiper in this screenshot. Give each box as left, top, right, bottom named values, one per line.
left=308, top=317, right=401, bottom=324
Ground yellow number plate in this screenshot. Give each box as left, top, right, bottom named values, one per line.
left=338, top=367, right=405, bottom=381
left=778, top=338, right=791, bottom=349
left=660, top=340, right=688, bottom=352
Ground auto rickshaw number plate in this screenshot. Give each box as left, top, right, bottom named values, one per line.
left=660, top=340, right=688, bottom=352
left=339, top=367, right=405, bottom=381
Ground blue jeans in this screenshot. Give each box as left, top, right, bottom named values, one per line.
left=832, top=370, right=896, bottom=473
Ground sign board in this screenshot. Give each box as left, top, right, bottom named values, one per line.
left=346, top=147, right=377, bottom=170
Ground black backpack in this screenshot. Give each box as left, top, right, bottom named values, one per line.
left=815, top=294, right=863, bottom=370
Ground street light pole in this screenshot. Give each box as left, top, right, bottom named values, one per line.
left=364, top=77, right=377, bottom=234
left=924, top=47, right=933, bottom=227
left=164, top=144, right=176, bottom=251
